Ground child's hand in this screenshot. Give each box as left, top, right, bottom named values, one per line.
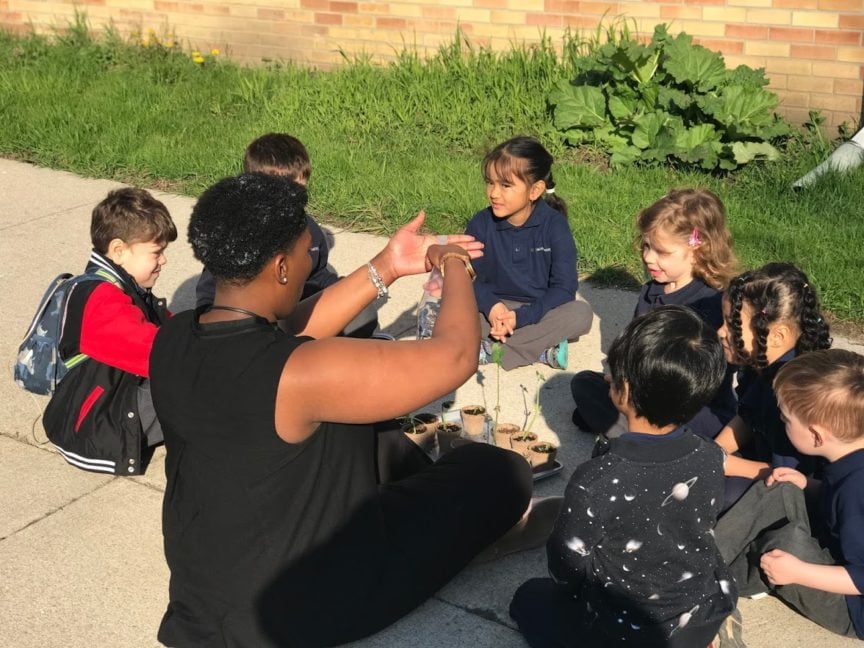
left=760, top=549, right=802, bottom=586
left=422, top=277, right=443, bottom=298
left=488, top=303, right=515, bottom=341
left=765, top=467, right=807, bottom=490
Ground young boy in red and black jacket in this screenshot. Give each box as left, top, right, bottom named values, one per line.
left=43, top=188, right=177, bottom=475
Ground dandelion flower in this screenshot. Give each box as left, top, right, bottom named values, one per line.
left=192, top=50, right=201, bottom=57
left=211, top=48, right=220, bottom=56
left=193, top=55, right=205, bottom=64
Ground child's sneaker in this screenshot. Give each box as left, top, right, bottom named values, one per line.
left=540, top=340, right=568, bottom=369
left=478, top=340, right=493, bottom=365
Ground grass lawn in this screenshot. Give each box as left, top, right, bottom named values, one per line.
left=1, top=21, right=861, bottom=324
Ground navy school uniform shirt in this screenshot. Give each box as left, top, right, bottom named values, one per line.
left=465, top=199, right=577, bottom=327
left=820, top=448, right=864, bottom=638
left=737, top=349, right=821, bottom=475
left=634, top=278, right=724, bottom=330
left=635, top=279, right=735, bottom=437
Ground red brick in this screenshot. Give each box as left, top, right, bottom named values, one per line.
left=815, top=29, right=862, bottom=45
left=819, top=0, right=863, bottom=9
left=769, top=27, right=813, bottom=41
left=835, top=78, right=864, bottom=94
left=422, top=6, right=456, bottom=19
left=315, top=12, right=342, bottom=25
left=565, top=15, right=603, bottom=28
left=545, top=0, right=582, bottom=11
left=527, top=12, right=565, bottom=26
left=258, top=8, right=284, bottom=20
left=581, top=2, right=619, bottom=14
left=377, top=17, right=406, bottom=29
left=773, top=0, right=817, bottom=7
left=726, top=24, right=769, bottom=39
left=207, top=5, right=230, bottom=15
left=694, top=38, right=744, bottom=54
left=684, top=0, right=724, bottom=4
left=790, top=44, right=837, bottom=59
left=330, top=2, right=358, bottom=12
left=301, top=0, right=328, bottom=9
left=661, top=6, right=702, bottom=18
left=474, top=0, right=509, bottom=7
left=154, top=1, right=178, bottom=10
left=839, top=14, right=864, bottom=29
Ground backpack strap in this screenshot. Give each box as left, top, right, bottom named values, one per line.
left=59, top=271, right=123, bottom=370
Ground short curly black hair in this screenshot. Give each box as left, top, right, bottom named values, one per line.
left=189, top=173, right=308, bottom=284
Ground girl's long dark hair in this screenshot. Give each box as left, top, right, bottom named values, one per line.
left=483, top=136, right=567, bottom=217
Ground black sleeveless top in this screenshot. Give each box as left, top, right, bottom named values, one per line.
left=150, top=309, right=378, bottom=646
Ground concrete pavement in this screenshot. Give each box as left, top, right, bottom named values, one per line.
left=1, top=158, right=862, bottom=647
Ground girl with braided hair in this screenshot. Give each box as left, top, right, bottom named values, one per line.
left=716, top=262, right=832, bottom=509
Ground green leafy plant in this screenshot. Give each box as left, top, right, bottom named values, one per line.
left=491, top=343, right=504, bottom=430
left=548, top=24, right=791, bottom=171
left=523, top=371, right=546, bottom=435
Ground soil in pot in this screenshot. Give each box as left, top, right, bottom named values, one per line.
left=510, top=432, right=538, bottom=458
left=401, top=419, right=436, bottom=454
left=436, top=422, right=463, bottom=455
left=413, top=412, right=440, bottom=427
left=493, top=423, right=521, bottom=449
left=528, top=441, right=558, bottom=468
left=460, top=405, right=487, bottom=440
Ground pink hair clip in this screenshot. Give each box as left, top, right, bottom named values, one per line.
left=688, top=227, right=702, bottom=247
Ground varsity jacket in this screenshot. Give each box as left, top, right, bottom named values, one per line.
left=43, top=251, right=169, bottom=475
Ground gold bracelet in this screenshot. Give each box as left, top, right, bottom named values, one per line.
left=439, top=253, right=476, bottom=281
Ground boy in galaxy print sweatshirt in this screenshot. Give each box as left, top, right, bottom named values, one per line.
left=511, top=306, right=738, bottom=647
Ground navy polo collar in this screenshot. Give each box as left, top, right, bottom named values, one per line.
left=492, top=199, right=553, bottom=230
left=824, top=448, right=864, bottom=485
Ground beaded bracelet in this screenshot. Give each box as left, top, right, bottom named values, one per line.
left=367, top=262, right=388, bottom=300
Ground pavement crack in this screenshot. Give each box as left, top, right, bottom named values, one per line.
left=0, top=478, right=116, bottom=541
left=431, top=596, right=516, bottom=631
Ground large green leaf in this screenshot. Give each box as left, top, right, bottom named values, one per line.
left=725, top=65, right=769, bottom=89
left=675, top=124, right=719, bottom=150
left=610, top=145, right=642, bottom=167
left=631, top=111, right=665, bottom=149
left=663, top=37, right=727, bottom=92
left=608, top=93, right=639, bottom=121
left=732, top=141, right=780, bottom=164
left=708, top=85, right=779, bottom=134
left=548, top=80, right=606, bottom=130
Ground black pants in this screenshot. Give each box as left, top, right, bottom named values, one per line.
left=258, top=442, right=533, bottom=647
left=714, top=480, right=857, bottom=637
left=510, top=578, right=721, bottom=648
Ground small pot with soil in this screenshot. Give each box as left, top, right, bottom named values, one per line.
left=436, top=422, right=463, bottom=455
left=401, top=418, right=436, bottom=454
left=528, top=441, right=558, bottom=468
left=460, top=405, right=487, bottom=441
left=493, top=423, right=521, bottom=449
left=510, top=432, right=539, bottom=458
left=413, top=412, right=440, bottom=428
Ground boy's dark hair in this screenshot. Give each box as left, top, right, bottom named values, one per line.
left=189, top=173, right=308, bottom=284
left=725, top=262, right=831, bottom=370
left=774, top=349, right=864, bottom=443
left=483, top=136, right=567, bottom=217
left=243, top=133, right=311, bottom=182
left=607, top=305, right=726, bottom=427
left=90, top=188, right=177, bottom=253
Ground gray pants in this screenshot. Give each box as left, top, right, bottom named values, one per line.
left=714, top=480, right=857, bottom=638
left=481, top=297, right=593, bottom=371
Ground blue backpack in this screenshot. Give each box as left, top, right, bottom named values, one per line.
left=14, top=271, right=115, bottom=395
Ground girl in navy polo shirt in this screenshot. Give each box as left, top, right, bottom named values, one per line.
left=715, top=263, right=832, bottom=509
left=571, top=189, right=739, bottom=440
left=465, top=136, right=594, bottom=370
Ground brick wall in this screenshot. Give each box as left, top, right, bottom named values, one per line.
left=2, top=0, right=862, bottom=127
